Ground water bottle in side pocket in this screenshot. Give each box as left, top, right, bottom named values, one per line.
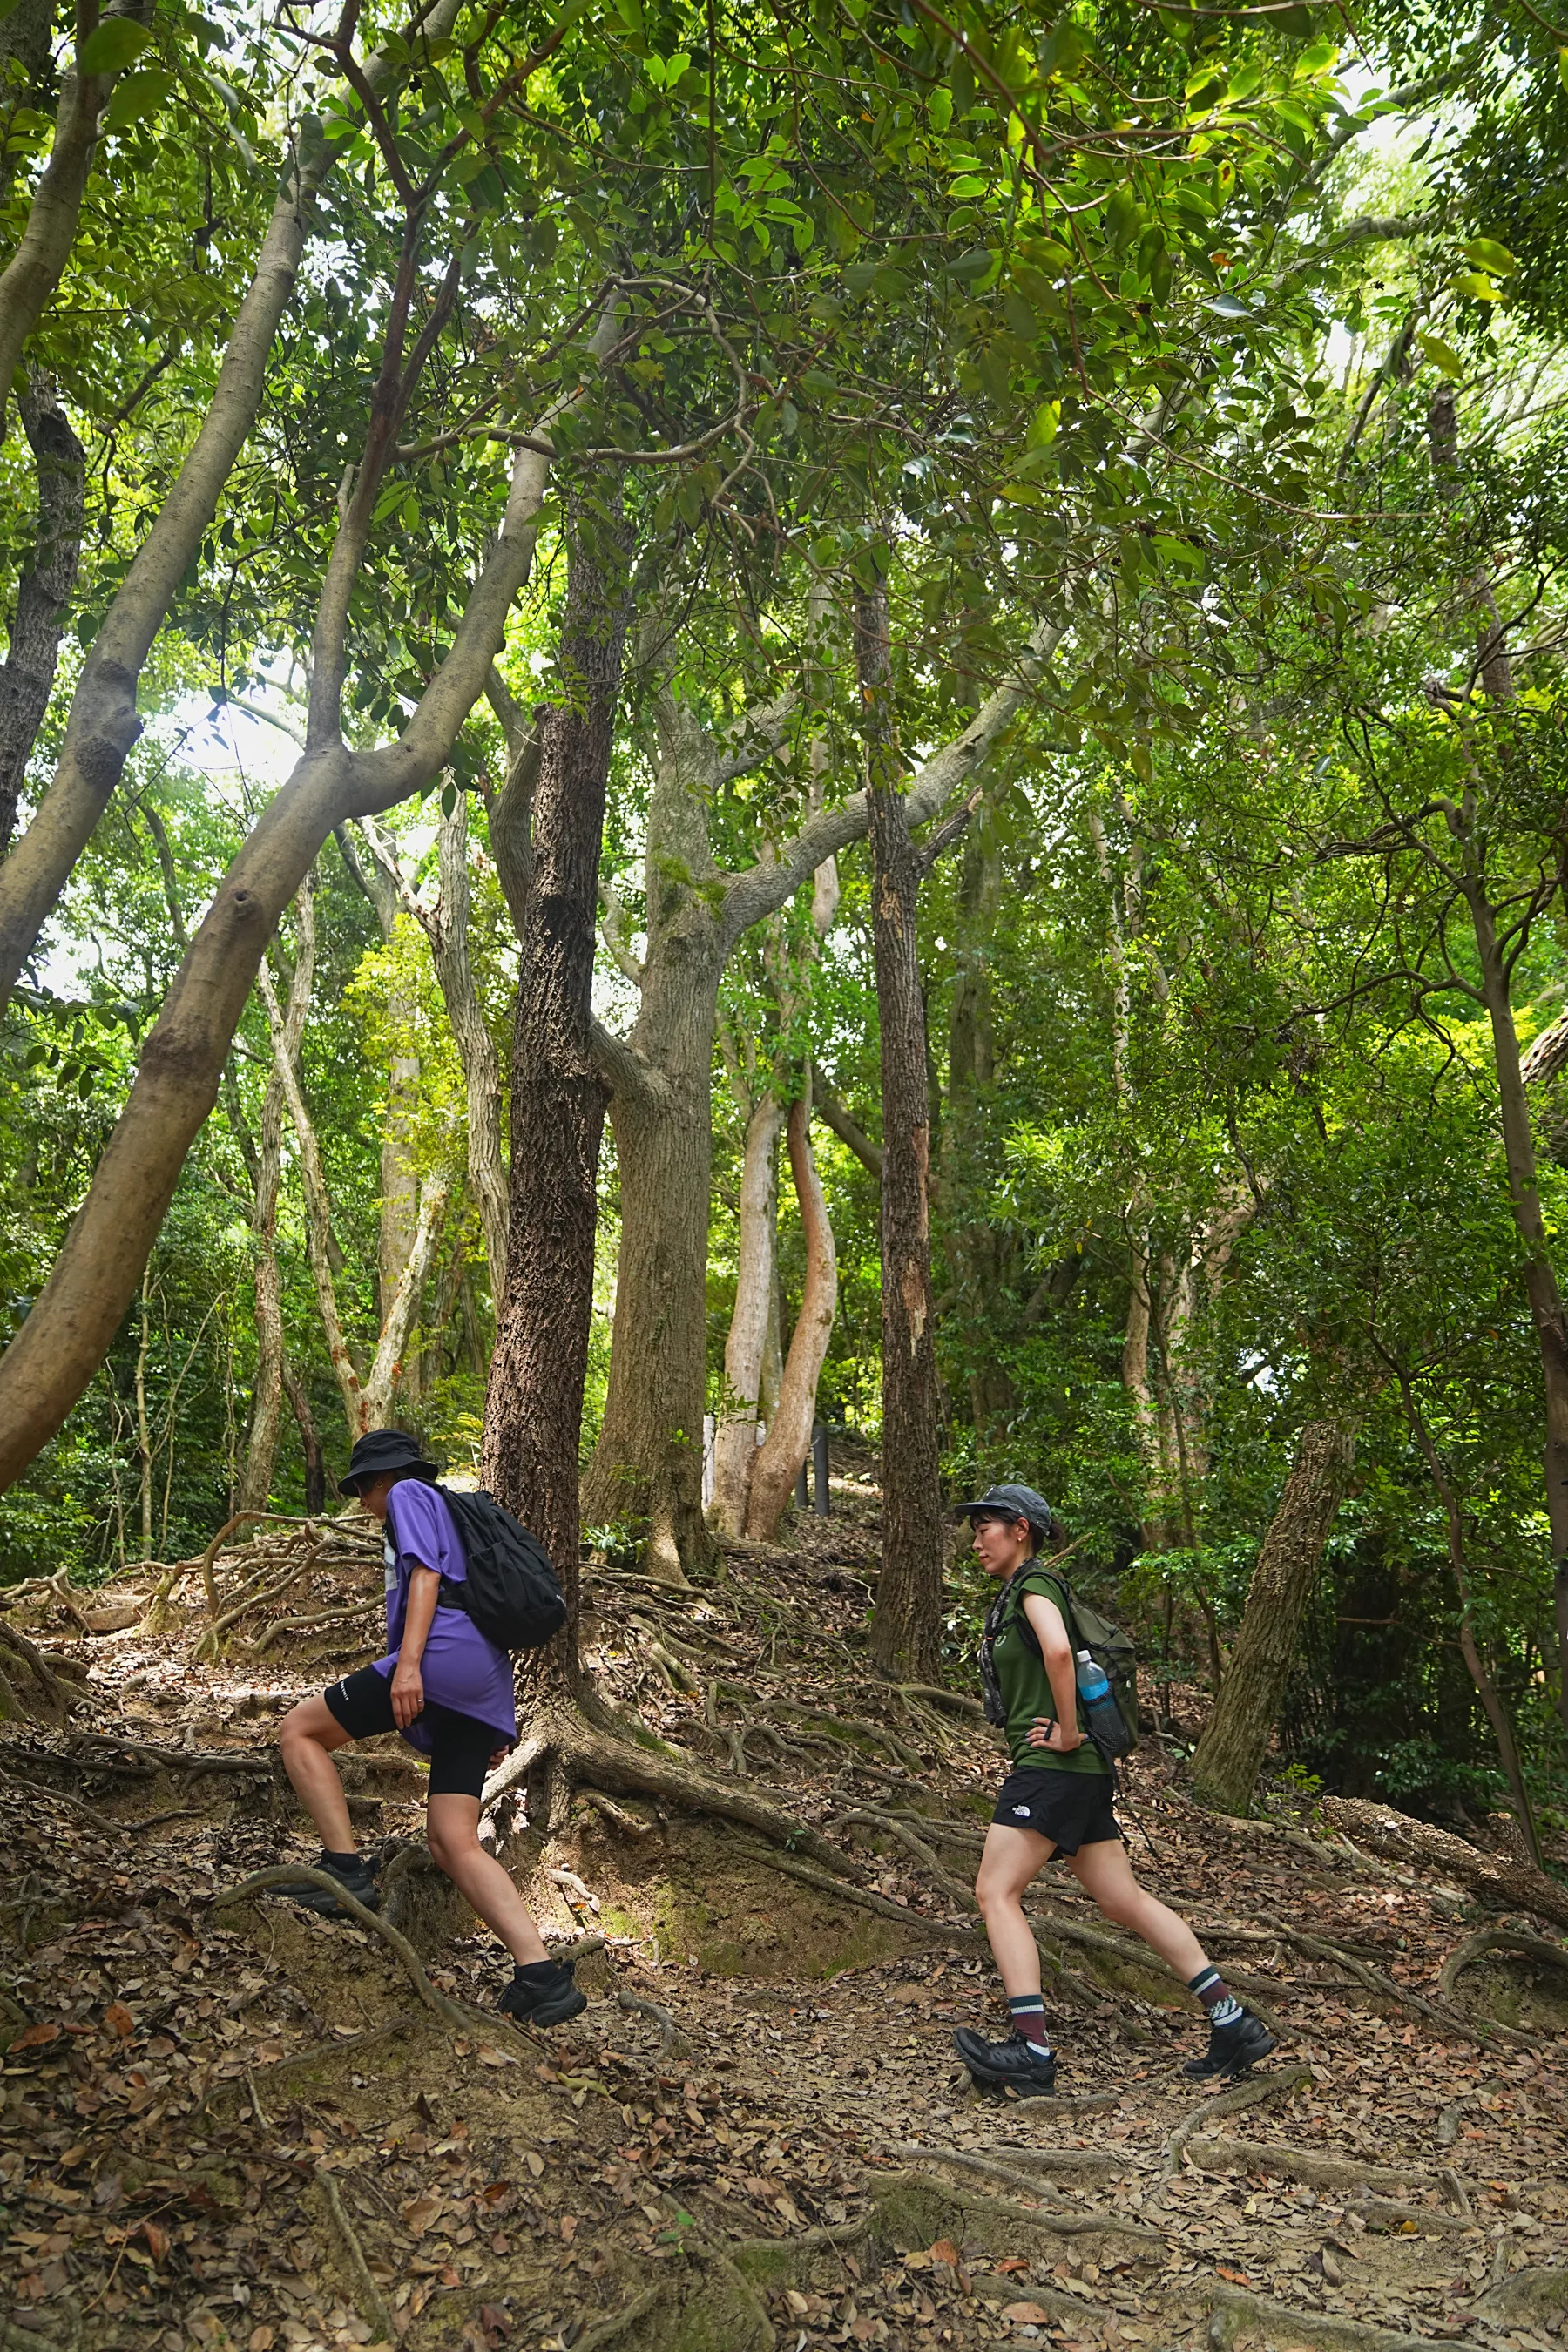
left=1075, top=1649, right=1122, bottom=1747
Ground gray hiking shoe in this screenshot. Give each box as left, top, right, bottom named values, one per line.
left=275, top=1851, right=381, bottom=1918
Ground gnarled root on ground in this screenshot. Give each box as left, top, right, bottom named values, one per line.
left=1438, top=1925, right=1568, bottom=1997
left=0, top=1622, right=78, bottom=1724
left=483, top=1689, right=875, bottom=1886
left=1322, top=1795, right=1568, bottom=1935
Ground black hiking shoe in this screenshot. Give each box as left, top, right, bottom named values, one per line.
left=954, top=2027, right=1058, bottom=2097
left=498, top=1959, right=586, bottom=2031
left=276, top=1851, right=381, bottom=1918
left=1184, top=2008, right=1276, bottom=2079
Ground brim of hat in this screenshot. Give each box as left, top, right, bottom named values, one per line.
left=339, top=1458, right=437, bottom=1498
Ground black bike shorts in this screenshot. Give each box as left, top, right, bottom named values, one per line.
left=323, top=1665, right=497, bottom=1801
left=991, top=1767, right=1120, bottom=1855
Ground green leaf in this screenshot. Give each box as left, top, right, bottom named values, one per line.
left=1416, top=328, right=1463, bottom=380
left=1559, top=45, right=1567, bottom=91
left=103, top=67, right=171, bottom=130
left=1226, top=61, right=1263, bottom=103
left=927, top=84, right=952, bottom=132
left=78, top=18, right=152, bottom=73
left=1451, top=271, right=1499, bottom=301
left=1463, top=236, right=1516, bottom=277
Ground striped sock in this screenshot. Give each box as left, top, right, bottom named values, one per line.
left=1188, top=1966, right=1242, bottom=2028
left=1008, top=1993, right=1051, bottom=2053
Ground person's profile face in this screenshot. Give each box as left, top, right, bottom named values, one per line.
left=970, top=1511, right=1031, bottom=1574
left=355, top=1471, right=397, bottom=1523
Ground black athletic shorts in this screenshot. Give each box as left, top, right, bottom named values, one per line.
left=323, top=1665, right=497, bottom=1801
left=991, top=1767, right=1120, bottom=1855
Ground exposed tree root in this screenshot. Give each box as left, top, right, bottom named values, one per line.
left=250, top=1601, right=378, bottom=1655
left=618, top=1987, right=692, bottom=2055
left=486, top=1694, right=875, bottom=1882
left=1254, top=1908, right=1514, bottom=2048
left=213, top=1866, right=471, bottom=2029
left=65, top=1727, right=275, bottom=1780
left=1182, top=2134, right=1463, bottom=2206
left=1205, top=2278, right=1443, bottom=2352
left=1164, top=2065, right=1312, bottom=2177
left=0, top=1621, right=76, bottom=1723
left=736, top=1837, right=955, bottom=1930
left=1438, top=1925, right=1568, bottom=1997
left=1322, top=1795, right=1568, bottom=1934
left=315, top=2163, right=395, bottom=2345
left=884, top=2138, right=1125, bottom=2189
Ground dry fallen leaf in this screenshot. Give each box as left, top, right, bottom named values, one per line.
left=402, top=2196, right=443, bottom=2237
left=1004, top=2304, right=1051, bottom=2325
left=105, top=2003, right=135, bottom=2038
left=8, top=2021, right=59, bottom=2051
left=929, top=2238, right=960, bottom=2268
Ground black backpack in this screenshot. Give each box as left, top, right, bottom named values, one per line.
left=436, top=1487, right=568, bottom=1652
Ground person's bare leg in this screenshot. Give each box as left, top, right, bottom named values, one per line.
left=426, top=1794, right=552, bottom=1967
left=973, top=1822, right=1057, bottom=1997
left=279, top=1695, right=357, bottom=1853
left=1069, top=1836, right=1210, bottom=1980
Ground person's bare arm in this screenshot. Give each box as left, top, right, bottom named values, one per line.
left=1022, top=1590, right=1083, bottom=1754
left=390, top=1565, right=440, bottom=1729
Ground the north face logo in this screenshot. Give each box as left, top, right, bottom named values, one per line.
left=1011, top=1804, right=1031, bottom=1818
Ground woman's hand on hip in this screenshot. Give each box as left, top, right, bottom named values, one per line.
left=389, top=1661, right=424, bottom=1728
left=1027, top=1714, right=1084, bottom=1754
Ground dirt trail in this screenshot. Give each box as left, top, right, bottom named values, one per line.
left=2, top=1493, right=1565, bottom=2352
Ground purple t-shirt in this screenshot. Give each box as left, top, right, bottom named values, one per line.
left=372, top=1481, right=517, bottom=1754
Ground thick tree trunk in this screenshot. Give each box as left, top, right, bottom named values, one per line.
left=585, top=616, right=1064, bottom=1579
left=1190, top=1419, right=1355, bottom=1815
left=583, top=692, right=728, bottom=1581
left=0, top=335, right=591, bottom=1493
left=713, top=1090, right=785, bottom=1535
left=856, top=583, right=945, bottom=1685
left=430, top=794, right=509, bottom=1301
left=1466, top=882, right=1568, bottom=1735
left=0, top=0, right=474, bottom=1010
left=0, top=47, right=117, bottom=446
left=0, top=374, right=84, bottom=856
left=482, top=498, right=631, bottom=1632
left=281, top=1359, right=327, bottom=1515
left=239, top=875, right=317, bottom=1512
left=747, top=1090, right=837, bottom=1541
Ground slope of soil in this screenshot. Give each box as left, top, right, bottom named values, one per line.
left=2, top=1497, right=1565, bottom=2352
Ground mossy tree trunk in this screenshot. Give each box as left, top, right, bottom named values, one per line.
left=1190, top=1419, right=1355, bottom=1816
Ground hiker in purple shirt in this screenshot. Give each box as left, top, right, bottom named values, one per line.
left=274, top=1428, right=585, bottom=2031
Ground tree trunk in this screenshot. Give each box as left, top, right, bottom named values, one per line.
left=239, top=874, right=317, bottom=1512
left=856, top=581, right=945, bottom=1685
left=585, top=616, right=1064, bottom=1579
left=482, top=496, right=632, bottom=1635
left=0, top=373, right=84, bottom=856
left=0, top=0, right=476, bottom=1008
left=281, top=1359, right=328, bottom=1516
left=713, top=1090, right=786, bottom=1535
left=0, top=332, right=591, bottom=1494
left=747, top=1088, right=837, bottom=1541
left=1190, top=1419, right=1355, bottom=1815
left=583, top=691, right=728, bottom=1582
left=431, top=794, right=509, bottom=1302
left=1462, top=887, right=1568, bottom=1733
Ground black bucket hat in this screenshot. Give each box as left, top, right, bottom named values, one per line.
left=957, top=1482, right=1060, bottom=1539
left=338, top=1427, right=439, bottom=1498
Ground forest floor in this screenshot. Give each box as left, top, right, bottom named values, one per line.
left=2, top=1479, right=1567, bottom=2352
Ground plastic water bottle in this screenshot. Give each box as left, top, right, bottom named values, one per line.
left=1075, top=1648, right=1118, bottom=1734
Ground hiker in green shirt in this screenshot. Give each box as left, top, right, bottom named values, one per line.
left=952, top=1483, right=1276, bottom=2096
